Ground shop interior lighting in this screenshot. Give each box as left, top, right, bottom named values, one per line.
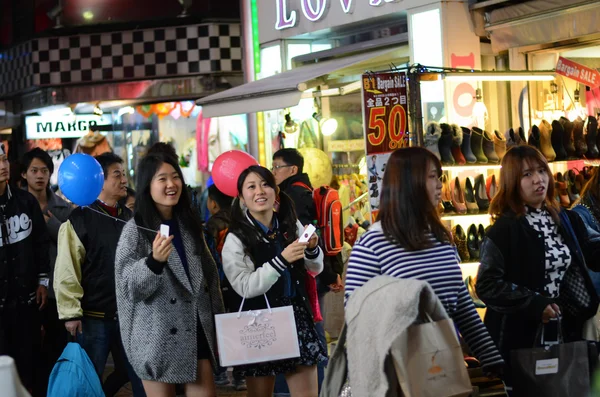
left=441, top=213, right=491, bottom=222
left=300, top=81, right=363, bottom=99
left=93, top=103, right=103, bottom=116
left=320, top=118, right=338, bottom=136
left=443, top=72, right=555, bottom=82
left=117, top=106, right=135, bottom=118
left=441, top=164, right=502, bottom=171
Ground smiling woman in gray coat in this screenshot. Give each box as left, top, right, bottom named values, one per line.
left=115, top=152, right=224, bottom=397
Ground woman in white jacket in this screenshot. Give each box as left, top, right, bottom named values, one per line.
left=222, top=165, right=326, bottom=397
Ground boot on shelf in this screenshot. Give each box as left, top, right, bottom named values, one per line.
left=586, top=116, right=599, bottom=159
left=554, top=172, right=570, bottom=208
left=477, top=224, right=485, bottom=252
left=461, top=127, right=477, bottom=164
left=474, top=174, right=489, bottom=212
left=424, top=121, right=442, bottom=160
left=471, top=127, right=489, bottom=164
left=551, top=120, right=568, bottom=161
left=566, top=169, right=580, bottom=204
left=439, top=123, right=456, bottom=165
left=517, top=127, right=527, bottom=143
left=482, top=130, right=499, bottom=164
left=451, top=124, right=466, bottom=165
left=467, top=224, right=479, bottom=260
left=505, top=128, right=519, bottom=150
left=559, top=116, right=576, bottom=158
left=539, top=120, right=556, bottom=161
left=573, top=116, right=587, bottom=158
left=451, top=176, right=467, bottom=215
left=493, top=130, right=507, bottom=161
left=486, top=174, right=498, bottom=201
left=452, top=225, right=470, bottom=262
left=528, top=125, right=541, bottom=151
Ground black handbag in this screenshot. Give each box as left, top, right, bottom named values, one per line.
left=511, top=319, right=591, bottom=397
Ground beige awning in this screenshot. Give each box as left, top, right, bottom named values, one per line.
left=197, top=47, right=408, bottom=118
left=486, top=0, right=600, bottom=52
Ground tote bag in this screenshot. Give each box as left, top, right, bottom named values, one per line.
left=214, top=295, right=300, bottom=367
left=511, top=320, right=591, bottom=397
left=390, top=315, right=472, bottom=397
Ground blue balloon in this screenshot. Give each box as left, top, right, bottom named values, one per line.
left=206, top=175, right=214, bottom=188
left=58, top=153, right=104, bottom=206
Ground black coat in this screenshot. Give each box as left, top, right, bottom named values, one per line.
left=476, top=209, right=599, bottom=362
left=0, top=186, right=50, bottom=310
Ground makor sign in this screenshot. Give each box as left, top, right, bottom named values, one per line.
left=25, top=114, right=111, bottom=139
left=556, top=57, right=600, bottom=88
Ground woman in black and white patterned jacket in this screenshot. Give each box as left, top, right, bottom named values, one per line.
left=476, top=145, right=600, bottom=394
left=115, top=152, right=224, bottom=397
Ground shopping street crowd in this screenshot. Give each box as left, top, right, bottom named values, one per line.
left=2, top=142, right=600, bottom=396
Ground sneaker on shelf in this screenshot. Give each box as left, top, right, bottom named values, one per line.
left=233, top=378, right=247, bottom=391
left=214, top=371, right=230, bottom=386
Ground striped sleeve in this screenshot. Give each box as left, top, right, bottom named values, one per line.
left=345, top=240, right=382, bottom=303
left=453, top=285, right=504, bottom=368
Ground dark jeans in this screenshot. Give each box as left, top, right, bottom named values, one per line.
left=37, top=298, right=69, bottom=396
left=0, top=301, right=40, bottom=394
left=77, top=317, right=146, bottom=397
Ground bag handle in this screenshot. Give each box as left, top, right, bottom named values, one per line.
left=236, top=294, right=273, bottom=318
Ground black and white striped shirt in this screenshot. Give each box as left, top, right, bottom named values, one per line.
left=345, top=222, right=504, bottom=368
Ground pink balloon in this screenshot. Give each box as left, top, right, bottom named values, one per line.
left=212, top=150, right=259, bottom=197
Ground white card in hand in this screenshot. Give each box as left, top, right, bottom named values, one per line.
left=160, top=224, right=170, bottom=237
left=299, top=224, right=316, bottom=243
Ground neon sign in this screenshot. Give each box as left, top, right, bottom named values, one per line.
left=275, top=0, right=400, bottom=30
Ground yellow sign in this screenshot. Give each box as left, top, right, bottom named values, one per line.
left=328, top=139, right=364, bottom=152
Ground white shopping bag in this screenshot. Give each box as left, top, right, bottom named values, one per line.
left=214, top=295, right=300, bottom=367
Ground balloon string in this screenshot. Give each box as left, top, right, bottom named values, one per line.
left=83, top=206, right=158, bottom=233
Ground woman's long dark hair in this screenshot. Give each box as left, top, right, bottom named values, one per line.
left=377, top=147, right=452, bottom=250
left=134, top=153, right=203, bottom=244
left=229, top=165, right=298, bottom=249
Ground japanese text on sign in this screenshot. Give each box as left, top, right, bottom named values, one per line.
left=362, top=72, right=408, bottom=154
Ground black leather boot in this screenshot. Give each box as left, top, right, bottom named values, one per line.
left=586, top=116, right=599, bottom=158
left=551, top=120, right=568, bottom=161
left=471, top=127, right=488, bottom=164
left=573, top=116, right=587, bottom=158
left=461, top=127, right=477, bottom=164
left=559, top=116, right=576, bottom=158
left=439, top=123, right=456, bottom=165
left=482, top=130, right=499, bottom=164
left=528, top=125, right=541, bottom=150
left=474, top=174, right=489, bottom=212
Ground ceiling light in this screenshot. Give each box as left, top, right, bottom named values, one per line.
left=117, top=106, right=135, bottom=118
left=443, top=72, right=556, bottom=82
left=83, top=11, right=94, bottom=20
left=320, top=118, right=338, bottom=136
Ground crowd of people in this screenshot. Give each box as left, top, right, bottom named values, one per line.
left=2, top=140, right=600, bottom=397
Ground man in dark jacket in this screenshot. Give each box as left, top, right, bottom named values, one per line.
left=54, top=152, right=144, bottom=397
left=272, top=148, right=343, bottom=392
left=0, top=143, right=51, bottom=393
left=20, top=147, right=73, bottom=395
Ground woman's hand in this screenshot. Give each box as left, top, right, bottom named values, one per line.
left=307, top=231, right=319, bottom=250
left=542, top=303, right=561, bottom=323
left=282, top=240, right=308, bottom=263
left=152, top=233, right=175, bottom=262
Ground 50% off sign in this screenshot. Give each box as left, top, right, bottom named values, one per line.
left=362, top=72, right=408, bottom=154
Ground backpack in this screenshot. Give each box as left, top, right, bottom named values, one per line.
left=292, top=182, right=343, bottom=256
left=47, top=342, right=104, bottom=397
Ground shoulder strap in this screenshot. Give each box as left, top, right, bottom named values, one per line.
left=292, top=181, right=313, bottom=192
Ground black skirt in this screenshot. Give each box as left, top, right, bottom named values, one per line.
left=237, top=296, right=328, bottom=377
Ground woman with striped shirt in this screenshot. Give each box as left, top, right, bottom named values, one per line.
left=345, top=147, right=503, bottom=373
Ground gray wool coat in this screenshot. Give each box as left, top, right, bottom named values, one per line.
left=115, top=216, right=224, bottom=383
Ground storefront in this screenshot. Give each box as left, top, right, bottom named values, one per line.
left=1, top=21, right=248, bottom=189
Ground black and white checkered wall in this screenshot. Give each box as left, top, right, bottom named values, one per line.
left=0, top=23, right=242, bottom=98
left=0, top=42, right=34, bottom=97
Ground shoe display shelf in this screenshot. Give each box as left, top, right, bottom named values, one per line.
left=439, top=163, right=502, bottom=280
